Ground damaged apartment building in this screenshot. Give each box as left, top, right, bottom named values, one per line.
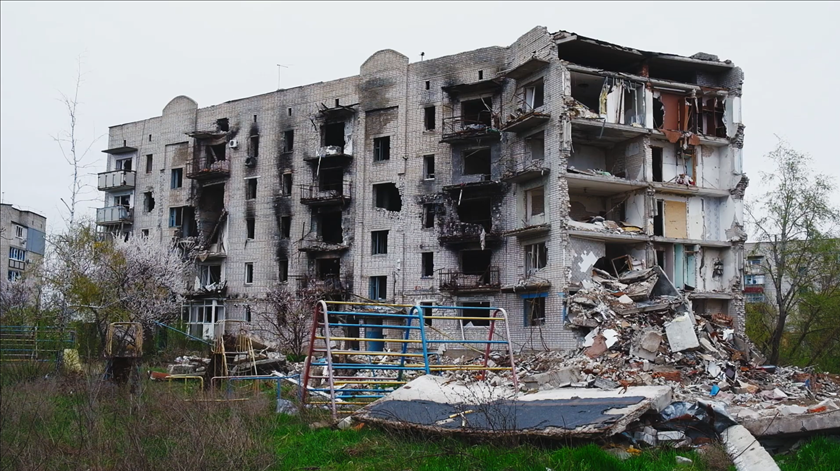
left=96, top=26, right=747, bottom=348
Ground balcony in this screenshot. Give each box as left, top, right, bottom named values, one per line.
left=300, top=181, right=352, bottom=207
left=439, top=267, right=501, bottom=294
left=297, top=239, right=349, bottom=253
left=441, top=117, right=501, bottom=145
left=96, top=206, right=133, bottom=226
left=186, top=157, right=230, bottom=180
left=98, top=170, right=136, bottom=191
left=303, top=146, right=353, bottom=166
left=292, top=274, right=349, bottom=295
left=501, top=156, right=550, bottom=183
left=438, top=222, right=502, bottom=247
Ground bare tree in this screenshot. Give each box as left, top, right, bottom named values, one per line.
left=260, top=284, right=322, bottom=359
left=52, top=56, right=103, bottom=225
left=746, top=138, right=839, bottom=365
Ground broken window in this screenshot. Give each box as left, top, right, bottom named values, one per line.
left=246, top=217, right=255, bottom=239
left=115, top=157, right=132, bottom=171
left=319, top=168, right=343, bottom=192
left=171, top=168, right=183, bottom=189
left=463, top=148, right=491, bottom=176
left=216, top=118, right=229, bottom=132
left=371, top=230, right=388, bottom=255
left=249, top=133, right=260, bottom=158
left=425, top=81, right=430, bottom=90
left=279, top=260, right=289, bottom=282
left=424, top=106, right=436, bottom=130
left=525, top=242, right=548, bottom=275
left=284, top=130, right=294, bottom=152
left=207, top=143, right=227, bottom=163
left=457, top=198, right=492, bottom=232
left=525, top=296, right=546, bottom=326
left=524, top=80, right=545, bottom=110
left=323, top=122, right=345, bottom=147
left=246, top=178, right=258, bottom=200
left=423, top=155, right=435, bottom=180
left=461, top=98, right=492, bottom=127
left=199, top=264, right=222, bottom=287
left=316, top=258, right=340, bottom=280
left=478, top=70, right=483, bottom=80
left=373, top=183, right=402, bottom=211
left=527, top=132, right=545, bottom=160
left=652, top=147, right=664, bottom=183
left=245, top=262, right=254, bottom=284
left=461, top=250, right=493, bottom=286
left=747, top=256, right=764, bottom=267
left=423, top=203, right=437, bottom=229
left=373, top=136, right=391, bottom=162
left=169, top=207, right=183, bottom=227
left=654, top=200, right=664, bottom=236
left=141, top=229, right=149, bottom=237
left=745, top=274, right=766, bottom=286
left=461, top=301, right=490, bottom=327
left=144, top=192, right=155, bottom=213
left=114, top=194, right=130, bottom=207
left=146, top=154, right=153, bottom=173
left=282, top=173, right=293, bottom=196
left=570, top=72, right=603, bottom=112
left=369, top=276, right=387, bottom=301
left=526, top=187, right=545, bottom=219
left=422, top=252, right=434, bottom=277
left=420, top=301, right=433, bottom=326
left=319, top=211, right=343, bottom=243
left=280, top=216, right=291, bottom=238
left=745, top=292, right=766, bottom=304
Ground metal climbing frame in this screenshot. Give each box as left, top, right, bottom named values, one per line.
left=302, top=300, right=518, bottom=419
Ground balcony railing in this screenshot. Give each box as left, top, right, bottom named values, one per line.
left=441, top=117, right=501, bottom=144
left=186, top=157, right=230, bottom=180
left=439, top=267, right=501, bottom=293
left=98, top=170, right=136, bottom=191
left=501, top=155, right=550, bottom=183
left=291, top=274, right=348, bottom=294
left=300, top=181, right=352, bottom=206
left=438, top=221, right=501, bottom=246
left=96, top=206, right=133, bottom=225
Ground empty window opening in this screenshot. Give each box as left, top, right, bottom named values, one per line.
left=280, top=216, right=291, bottom=238
left=141, top=229, right=149, bottom=237
left=425, top=81, right=430, bottom=90
left=319, top=211, right=343, bottom=244
left=288, top=107, right=292, bottom=117
left=461, top=250, right=492, bottom=280
left=478, top=70, right=484, bottom=80
left=371, top=230, right=389, bottom=255
left=282, top=173, right=293, bottom=196
left=525, top=242, right=548, bottom=275
left=461, top=301, right=490, bottom=327
left=245, top=262, right=254, bottom=284
left=420, top=301, right=434, bottom=326
left=461, top=97, right=493, bottom=127
left=652, top=147, right=663, bottom=182
left=249, top=133, right=260, bottom=158
left=654, top=200, right=665, bottom=236
left=115, top=157, right=132, bottom=171
left=653, top=96, right=665, bottom=129
left=284, top=130, right=294, bottom=152
left=457, top=197, right=492, bottom=232
left=526, top=187, right=545, bottom=218
left=146, top=154, right=153, bottom=173
left=199, top=264, right=222, bottom=287
left=335, top=98, right=340, bottom=107
left=279, top=260, right=289, bottom=282
left=423, top=203, right=437, bottom=229
left=171, top=168, right=183, bottom=189
left=207, top=143, right=227, bottom=163
left=373, top=136, right=391, bottom=162
left=422, top=252, right=434, bottom=277
left=373, top=183, right=402, bottom=211
left=656, top=250, right=666, bottom=269
left=253, top=115, right=257, bottom=123
left=246, top=217, right=255, bottom=239
left=463, top=148, right=491, bottom=176
left=123, top=140, right=126, bottom=147
left=569, top=72, right=604, bottom=113
left=524, top=80, right=545, bottom=110
left=527, top=133, right=545, bottom=160
left=216, top=118, right=229, bottom=132
left=148, top=134, right=152, bottom=142
left=318, top=168, right=344, bottom=193
left=369, top=276, right=387, bottom=301
left=423, top=155, right=435, bottom=179
left=424, top=106, right=436, bottom=130
left=316, top=258, right=340, bottom=280
left=245, top=178, right=258, bottom=200
left=525, top=297, right=546, bottom=326
left=323, top=122, right=345, bottom=147
left=144, top=192, right=155, bottom=212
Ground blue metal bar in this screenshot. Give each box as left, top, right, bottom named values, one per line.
left=328, top=322, right=420, bottom=330
left=326, top=311, right=420, bottom=319
left=412, top=306, right=432, bottom=375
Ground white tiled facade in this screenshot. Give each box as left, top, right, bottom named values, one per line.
left=97, top=26, right=746, bottom=350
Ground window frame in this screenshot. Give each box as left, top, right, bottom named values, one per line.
left=373, top=136, right=391, bottom=162
left=371, top=230, right=389, bottom=255
left=245, top=262, right=255, bottom=284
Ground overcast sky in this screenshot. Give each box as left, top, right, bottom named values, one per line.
left=2, top=1, right=839, bottom=234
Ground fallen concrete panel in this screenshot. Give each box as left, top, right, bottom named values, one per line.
left=722, top=425, right=780, bottom=471
left=355, top=375, right=671, bottom=439
left=739, top=409, right=840, bottom=438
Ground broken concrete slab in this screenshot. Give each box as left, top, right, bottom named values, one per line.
left=522, top=367, right=582, bottom=390
left=665, top=314, right=699, bottom=352
left=739, top=408, right=840, bottom=438
left=355, top=375, right=672, bottom=439
left=722, top=425, right=780, bottom=471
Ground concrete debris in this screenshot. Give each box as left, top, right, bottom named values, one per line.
left=722, top=425, right=781, bottom=471
left=675, top=456, right=693, bottom=465
left=665, top=314, right=700, bottom=353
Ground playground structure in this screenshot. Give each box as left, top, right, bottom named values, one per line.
left=302, top=300, right=519, bottom=419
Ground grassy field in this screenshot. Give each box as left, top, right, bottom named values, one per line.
left=1, top=363, right=837, bottom=471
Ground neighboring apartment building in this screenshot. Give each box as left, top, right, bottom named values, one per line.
left=0, top=203, right=47, bottom=282
left=96, top=26, right=747, bottom=347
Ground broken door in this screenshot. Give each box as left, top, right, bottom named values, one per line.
left=663, top=200, right=687, bottom=239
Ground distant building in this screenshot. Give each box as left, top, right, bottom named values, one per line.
left=97, top=26, right=747, bottom=346
left=0, top=203, right=47, bottom=282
